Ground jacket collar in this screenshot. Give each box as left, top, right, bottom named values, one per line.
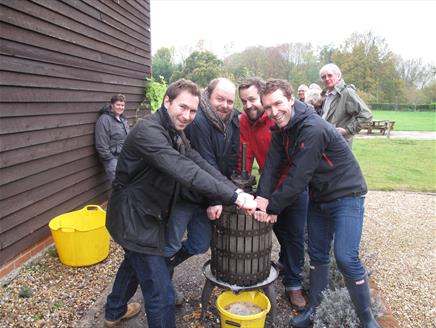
left=157, top=105, right=190, bottom=148
left=157, top=105, right=177, bottom=135
left=332, top=79, right=346, bottom=95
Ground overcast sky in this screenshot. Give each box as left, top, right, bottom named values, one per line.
left=150, top=0, right=435, bottom=65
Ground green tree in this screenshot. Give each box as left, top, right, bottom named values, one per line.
left=152, top=47, right=176, bottom=83
left=171, top=50, right=223, bottom=87
left=331, top=32, right=405, bottom=103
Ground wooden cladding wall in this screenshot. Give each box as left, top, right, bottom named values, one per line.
left=0, top=0, right=151, bottom=266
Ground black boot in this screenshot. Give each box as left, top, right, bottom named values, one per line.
left=166, top=246, right=193, bottom=306
left=290, top=263, right=329, bottom=327
left=167, top=245, right=193, bottom=272
left=344, top=274, right=380, bottom=328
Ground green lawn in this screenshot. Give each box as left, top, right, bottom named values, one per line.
left=371, top=110, right=436, bottom=131
left=353, top=139, right=436, bottom=192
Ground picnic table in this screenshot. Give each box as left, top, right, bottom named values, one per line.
left=366, top=120, right=396, bottom=135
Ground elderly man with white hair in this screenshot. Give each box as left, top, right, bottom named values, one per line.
left=297, top=84, right=309, bottom=102
left=320, top=63, right=372, bottom=146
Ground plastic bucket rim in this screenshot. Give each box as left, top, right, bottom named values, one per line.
left=216, top=291, right=271, bottom=321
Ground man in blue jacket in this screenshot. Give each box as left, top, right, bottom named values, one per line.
left=164, top=78, right=240, bottom=300
left=104, top=79, right=255, bottom=328
left=254, top=79, right=380, bottom=328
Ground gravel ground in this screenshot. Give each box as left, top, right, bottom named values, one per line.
left=360, top=191, right=436, bottom=328
left=1, top=191, right=434, bottom=327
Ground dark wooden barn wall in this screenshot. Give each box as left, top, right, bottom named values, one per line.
left=0, top=0, right=151, bottom=266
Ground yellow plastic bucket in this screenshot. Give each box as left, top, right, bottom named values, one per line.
left=48, top=205, right=110, bottom=267
left=216, top=291, right=271, bottom=328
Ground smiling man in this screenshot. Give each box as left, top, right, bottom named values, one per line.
left=163, top=78, right=241, bottom=304
left=104, top=79, right=255, bottom=328
left=95, top=94, right=130, bottom=182
left=238, top=78, right=309, bottom=311
left=320, top=63, right=372, bottom=146
left=255, top=79, right=380, bottom=328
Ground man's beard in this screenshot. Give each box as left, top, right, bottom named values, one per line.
left=216, top=108, right=232, bottom=122
left=246, top=107, right=263, bottom=122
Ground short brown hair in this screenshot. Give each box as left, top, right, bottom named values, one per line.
left=110, top=94, right=126, bottom=104
left=166, top=79, right=201, bottom=102
left=262, top=79, right=294, bottom=100
left=238, top=78, right=265, bottom=94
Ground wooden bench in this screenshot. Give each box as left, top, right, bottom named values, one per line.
left=366, top=120, right=395, bottom=135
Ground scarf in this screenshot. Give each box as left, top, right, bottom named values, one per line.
left=200, top=90, right=234, bottom=133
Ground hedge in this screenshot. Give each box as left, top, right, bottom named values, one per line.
left=369, top=103, right=436, bottom=111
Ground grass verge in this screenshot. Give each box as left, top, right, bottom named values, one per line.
left=371, top=110, right=436, bottom=131
left=353, top=139, right=436, bottom=192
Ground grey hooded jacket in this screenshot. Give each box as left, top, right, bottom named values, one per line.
left=95, top=105, right=130, bottom=180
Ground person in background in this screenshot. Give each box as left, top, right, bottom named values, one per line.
left=95, top=94, right=130, bottom=182
left=238, top=78, right=308, bottom=311
left=164, top=78, right=240, bottom=301
left=297, top=84, right=309, bottom=102
left=254, top=79, right=380, bottom=328
left=305, top=88, right=324, bottom=116
left=309, top=83, right=322, bottom=91
left=320, top=63, right=372, bottom=146
left=104, top=79, right=256, bottom=328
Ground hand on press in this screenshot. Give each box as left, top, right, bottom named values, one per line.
left=207, top=205, right=223, bottom=220
left=255, top=196, right=269, bottom=211
left=253, top=211, right=277, bottom=223
left=235, top=192, right=256, bottom=214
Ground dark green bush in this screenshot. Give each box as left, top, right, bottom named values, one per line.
left=369, top=103, right=435, bottom=111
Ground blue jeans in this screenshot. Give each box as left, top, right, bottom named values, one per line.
left=105, top=249, right=176, bottom=328
left=307, top=195, right=366, bottom=279
left=273, top=191, right=308, bottom=289
left=164, top=201, right=211, bottom=257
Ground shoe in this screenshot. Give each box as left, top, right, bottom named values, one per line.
left=175, top=288, right=184, bottom=306
left=286, top=289, right=307, bottom=311
left=104, top=302, right=141, bottom=327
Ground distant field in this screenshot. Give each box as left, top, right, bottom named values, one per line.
left=371, top=110, right=436, bottom=131
left=353, top=139, right=436, bottom=192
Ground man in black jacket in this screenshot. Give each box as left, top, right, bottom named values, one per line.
left=104, top=79, right=256, bottom=328
left=164, top=78, right=239, bottom=290
left=254, top=79, right=380, bottom=328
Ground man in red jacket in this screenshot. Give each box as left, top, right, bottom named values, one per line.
left=238, top=78, right=309, bottom=311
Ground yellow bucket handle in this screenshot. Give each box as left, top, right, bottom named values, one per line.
left=55, top=206, right=105, bottom=232
left=82, top=205, right=105, bottom=212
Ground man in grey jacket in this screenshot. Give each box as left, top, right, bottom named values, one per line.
left=320, top=63, right=372, bottom=146
left=95, top=94, right=130, bottom=182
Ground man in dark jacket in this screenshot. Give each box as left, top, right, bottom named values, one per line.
left=254, top=79, right=380, bottom=328
left=95, top=94, right=130, bottom=182
left=104, top=79, right=256, bottom=328
left=164, top=78, right=240, bottom=290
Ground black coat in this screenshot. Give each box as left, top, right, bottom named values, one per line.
left=106, top=107, right=237, bottom=255
left=257, top=101, right=367, bottom=215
